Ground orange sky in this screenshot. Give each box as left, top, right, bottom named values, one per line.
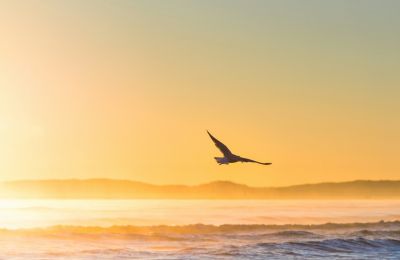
left=0, top=1, right=399, bottom=186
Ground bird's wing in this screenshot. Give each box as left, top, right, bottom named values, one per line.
left=237, top=156, right=272, bottom=165
left=207, top=131, right=233, bottom=157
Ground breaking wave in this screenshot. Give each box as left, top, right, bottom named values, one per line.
left=3, top=220, right=399, bottom=235
left=2, top=221, right=400, bottom=259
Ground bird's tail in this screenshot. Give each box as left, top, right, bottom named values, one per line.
left=214, top=157, right=228, bottom=165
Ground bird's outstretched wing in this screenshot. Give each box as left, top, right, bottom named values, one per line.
left=207, top=131, right=233, bottom=157
left=237, top=156, right=272, bottom=165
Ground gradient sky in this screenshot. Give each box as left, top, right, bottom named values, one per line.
left=0, top=0, right=399, bottom=186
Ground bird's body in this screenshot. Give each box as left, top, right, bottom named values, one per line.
left=207, top=131, right=271, bottom=165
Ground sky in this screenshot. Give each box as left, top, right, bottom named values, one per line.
left=0, top=0, right=399, bottom=187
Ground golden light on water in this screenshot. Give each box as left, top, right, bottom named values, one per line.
left=0, top=199, right=398, bottom=230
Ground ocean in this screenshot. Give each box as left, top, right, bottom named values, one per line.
left=1, top=200, right=400, bottom=259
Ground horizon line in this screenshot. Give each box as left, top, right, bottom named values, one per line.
left=3, top=178, right=400, bottom=189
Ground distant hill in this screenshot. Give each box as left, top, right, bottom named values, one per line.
left=1, top=179, right=400, bottom=199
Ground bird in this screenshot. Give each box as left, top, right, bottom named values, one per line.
left=207, top=131, right=272, bottom=165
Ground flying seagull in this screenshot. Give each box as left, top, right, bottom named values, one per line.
left=207, top=131, right=272, bottom=165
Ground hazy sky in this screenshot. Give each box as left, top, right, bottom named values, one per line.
left=0, top=0, right=399, bottom=186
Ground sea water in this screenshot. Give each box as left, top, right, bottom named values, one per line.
left=0, top=200, right=400, bottom=259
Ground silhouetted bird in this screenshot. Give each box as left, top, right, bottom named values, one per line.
left=207, top=131, right=272, bottom=165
